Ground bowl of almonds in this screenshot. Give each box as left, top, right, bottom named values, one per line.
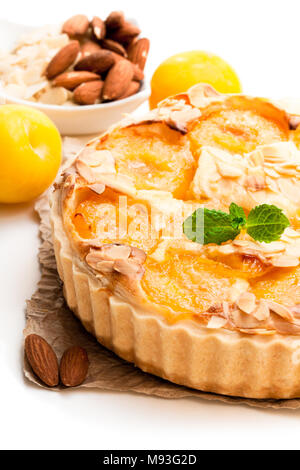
left=0, top=12, right=150, bottom=135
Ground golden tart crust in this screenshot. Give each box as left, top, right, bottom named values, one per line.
left=50, top=85, right=300, bottom=399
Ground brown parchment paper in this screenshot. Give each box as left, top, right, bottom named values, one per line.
left=23, top=137, right=300, bottom=410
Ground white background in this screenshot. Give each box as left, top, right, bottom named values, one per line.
left=1, top=0, right=300, bottom=451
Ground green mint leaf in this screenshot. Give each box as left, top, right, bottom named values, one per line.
left=229, top=203, right=247, bottom=230
left=183, top=208, right=241, bottom=245
left=246, top=204, right=290, bottom=243
left=183, top=208, right=204, bottom=244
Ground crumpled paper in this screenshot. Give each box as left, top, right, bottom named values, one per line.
left=24, top=137, right=300, bottom=410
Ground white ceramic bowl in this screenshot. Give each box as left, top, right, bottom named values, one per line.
left=0, top=20, right=150, bottom=135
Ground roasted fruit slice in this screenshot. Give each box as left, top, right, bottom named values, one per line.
left=142, top=253, right=244, bottom=316
left=189, top=96, right=289, bottom=155
left=96, top=123, right=196, bottom=199
left=72, top=187, right=159, bottom=254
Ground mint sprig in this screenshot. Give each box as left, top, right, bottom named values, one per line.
left=183, top=208, right=240, bottom=245
left=246, top=204, right=290, bottom=243
left=229, top=203, right=247, bottom=230
left=183, top=203, right=290, bottom=246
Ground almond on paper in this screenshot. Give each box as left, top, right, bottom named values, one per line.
left=105, top=11, right=125, bottom=31
left=62, top=14, right=90, bottom=37
left=101, top=38, right=127, bottom=57
left=45, top=40, right=80, bottom=79
left=91, top=16, right=106, bottom=40
left=25, top=334, right=59, bottom=387
left=102, top=60, right=134, bottom=101
left=74, top=80, right=104, bottom=105
left=52, top=71, right=100, bottom=90
left=75, top=50, right=115, bottom=74
left=128, top=38, right=150, bottom=71
left=60, top=346, right=89, bottom=387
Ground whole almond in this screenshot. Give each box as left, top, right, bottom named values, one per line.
left=60, top=346, right=89, bottom=387
left=127, top=37, right=139, bottom=55
left=62, top=14, right=89, bottom=37
left=74, top=80, right=104, bottom=105
left=118, top=81, right=140, bottom=100
left=108, top=22, right=141, bottom=45
left=25, top=334, right=59, bottom=387
left=132, top=63, right=144, bottom=82
left=79, top=40, right=102, bottom=59
left=110, top=51, right=126, bottom=63
left=110, top=53, right=144, bottom=81
left=53, top=71, right=100, bottom=90
left=75, top=51, right=115, bottom=74
left=101, top=38, right=127, bottom=57
left=128, top=38, right=150, bottom=71
left=105, top=11, right=125, bottom=31
left=102, top=60, right=134, bottom=100
left=91, top=16, right=106, bottom=40
left=45, top=41, right=80, bottom=79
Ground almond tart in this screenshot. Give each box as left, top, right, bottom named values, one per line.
left=50, top=84, right=300, bottom=399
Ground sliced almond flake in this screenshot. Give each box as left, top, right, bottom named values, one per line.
left=264, top=168, right=280, bottom=178
left=187, top=83, right=222, bottom=108
left=229, top=279, right=250, bottom=303
left=94, top=260, right=115, bottom=273
left=77, top=148, right=116, bottom=174
left=76, top=150, right=117, bottom=183
left=275, top=168, right=297, bottom=176
left=88, top=183, right=105, bottom=195
left=22, top=65, right=44, bottom=85
left=284, top=228, right=300, bottom=238
left=45, top=34, right=69, bottom=49
left=92, top=173, right=136, bottom=198
left=166, top=107, right=201, bottom=133
left=216, top=160, right=244, bottom=178
left=100, top=244, right=132, bottom=261
left=76, top=160, right=97, bottom=183
left=236, top=292, right=256, bottom=314
left=24, top=81, right=48, bottom=99
left=238, top=328, right=276, bottom=336
left=277, top=178, right=300, bottom=203
left=265, top=177, right=279, bottom=193
left=38, top=87, right=68, bottom=105
left=260, top=241, right=286, bottom=254
left=285, top=244, right=300, bottom=257
left=235, top=240, right=262, bottom=251
left=230, top=309, right=262, bottom=329
left=248, top=148, right=264, bottom=166
left=206, top=316, right=227, bottom=329
left=233, top=240, right=249, bottom=247
left=114, top=258, right=145, bottom=280
left=222, top=302, right=230, bottom=316
left=130, top=247, right=147, bottom=264
left=245, top=175, right=266, bottom=191
left=260, top=142, right=299, bottom=160
left=215, top=244, right=236, bottom=255
left=271, top=255, right=299, bottom=267
left=267, top=301, right=294, bottom=321
left=86, top=253, right=114, bottom=272
left=253, top=300, right=270, bottom=321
